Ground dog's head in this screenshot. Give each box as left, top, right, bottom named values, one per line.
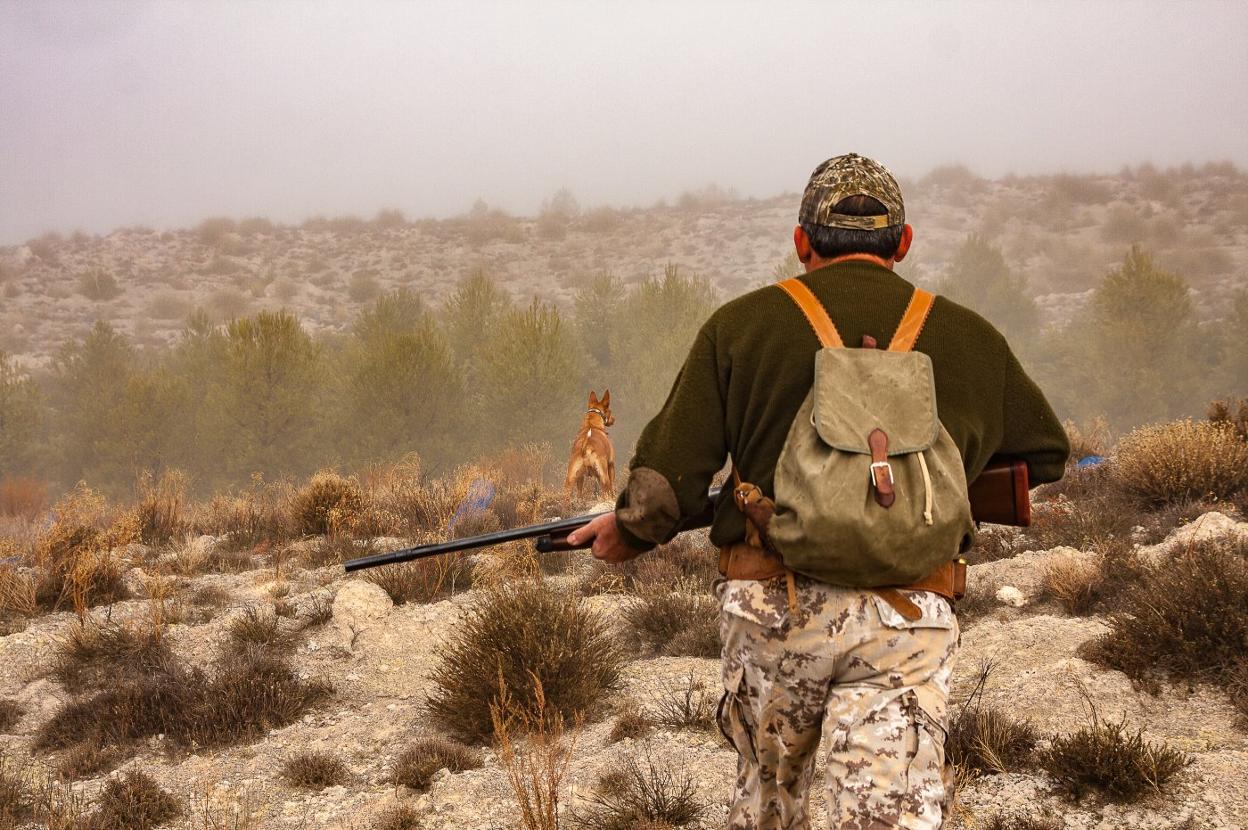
left=588, top=389, right=614, bottom=427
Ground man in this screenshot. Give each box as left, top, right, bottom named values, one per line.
left=569, top=153, right=1069, bottom=829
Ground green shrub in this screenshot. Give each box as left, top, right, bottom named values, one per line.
left=425, top=580, right=625, bottom=743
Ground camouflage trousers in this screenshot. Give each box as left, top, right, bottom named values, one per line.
left=716, top=574, right=958, bottom=830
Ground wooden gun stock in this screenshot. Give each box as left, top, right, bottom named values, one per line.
left=967, top=458, right=1031, bottom=527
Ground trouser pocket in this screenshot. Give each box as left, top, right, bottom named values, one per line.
left=717, top=666, right=757, bottom=765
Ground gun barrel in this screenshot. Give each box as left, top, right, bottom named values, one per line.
left=343, top=511, right=605, bottom=572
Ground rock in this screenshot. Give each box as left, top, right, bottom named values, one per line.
left=122, top=566, right=150, bottom=597
left=329, top=580, right=394, bottom=650
left=1139, top=511, right=1248, bottom=564
left=995, top=585, right=1026, bottom=607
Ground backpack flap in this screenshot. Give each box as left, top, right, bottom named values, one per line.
left=810, top=349, right=941, bottom=455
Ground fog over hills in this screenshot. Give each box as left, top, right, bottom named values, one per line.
left=2, top=0, right=1246, bottom=244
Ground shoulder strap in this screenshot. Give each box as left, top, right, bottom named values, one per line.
left=887, top=288, right=936, bottom=352
left=776, top=278, right=844, bottom=349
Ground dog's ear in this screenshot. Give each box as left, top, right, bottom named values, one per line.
left=601, top=389, right=610, bottom=409
left=588, top=390, right=599, bottom=406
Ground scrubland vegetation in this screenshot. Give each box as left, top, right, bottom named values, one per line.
left=1, top=165, right=1246, bottom=827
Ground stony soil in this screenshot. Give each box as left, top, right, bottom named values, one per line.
left=2, top=512, right=1247, bottom=829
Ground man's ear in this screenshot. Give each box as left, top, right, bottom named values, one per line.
left=893, top=224, right=915, bottom=263
left=601, top=389, right=610, bottom=408
left=793, top=225, right=813, bottom=266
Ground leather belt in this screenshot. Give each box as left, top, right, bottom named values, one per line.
left=718, top=542, right=966, bottom=621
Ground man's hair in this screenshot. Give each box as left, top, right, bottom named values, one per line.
left=800, top=195, right=904, bottom=260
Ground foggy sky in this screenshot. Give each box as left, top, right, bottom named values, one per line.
left=2, top=0, right=1246, bottom=245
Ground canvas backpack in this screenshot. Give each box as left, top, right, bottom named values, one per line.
left=766, top=278, right=976, bottom=586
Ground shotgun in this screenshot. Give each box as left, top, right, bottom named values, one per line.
left=343, top=457, right=1030, bottom=573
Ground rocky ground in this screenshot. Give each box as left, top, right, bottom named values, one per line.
left=2, top=509, right=1247, bottom=829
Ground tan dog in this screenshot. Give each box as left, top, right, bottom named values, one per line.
left=564, top=390, right=615, bottom=500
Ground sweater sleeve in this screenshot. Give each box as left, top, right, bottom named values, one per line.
left=999, top=348, right=1070, bottom=486
left=615, top=327, right=728, bottom=550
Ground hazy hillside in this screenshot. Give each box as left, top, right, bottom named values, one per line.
left=3, top=164, right=1245, bottom=369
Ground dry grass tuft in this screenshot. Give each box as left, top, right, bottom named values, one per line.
left=300, top=592, right=334, bottom=627
left=1207, top=398, right=1248, bottom=442
left=583, top=535, right=718, bottom=596
left=1039, top=553, right=1105, bottom=615
left=607, top=701, right=655, bottom=744
left=372, top=804, right=422, bottom=830
left=947, top=664, right=1037, bottom=778
left=570, top=745, right=705, bottom=830
left=225, top=605, right=298, bottom=656
left=0, top=700, right=22, bottom=733
left=280, top=750, right=350, bottom=789
left=390, top=737, right=482, bottom=791
left=365, top=553, right=473, bottom=605
left=134, top=470, right=187, bottom=547
left=290, top=470, right=364, bottom=537
left=56, top=742, right=124, bottom=781
left=427, top=580, right=625, bottom=744
left=53, top=621, right=173, bottom=693
left=86, top=769, right=183, bottom=830
left=652, top=673, right=717, bottom=732
left=35, top=650, right=331, bottom=755
left=623, top=584, right=719, bottom=658
left=1109, top=419, right=1248, bottom=506
left=201, top=476, right=294, bottom=553
left=980, top=810, right=1063, bottom=830
left=1038, top=717, right=1190, bottom=802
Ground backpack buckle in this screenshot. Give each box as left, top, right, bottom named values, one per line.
left=870, top=461, right=893, bottom=488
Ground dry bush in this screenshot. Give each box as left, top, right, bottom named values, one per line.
left=608, top=701, right=655, bottom=744
left=365, top=553, right=473, bottom=605
left=1083, top=539, right=1248, bottom=699
left=1039, top=553, right=1104, bottom=615
left=56, top=742, right=124, bottom=780
left=0, top=700, right=21, bottom=733
left=490, top=677, right=576, bottom=830
left=623, top=584, right=719, bottom=658
left=1109, top=419, right=1248, bottom=506
left=1038, top=717, right=1190, bottom=802
left=390, top=737, right=482, bottom=791
left=0, top=477, right=47, bottom=519
left=290, top=471, right=364, bottom=537
left=35, top=650, right=330, bottom=754
left=280, top=751, right=349, bottom=789
left=652, top=673, right=716, bottom=732
left=426, top=580, right=625, bottom=743
left=1024, top=482, right=1144, bottom=553
left=1064, top=417, right=1111, bottom=460
left=584, top=534, right=719, bottom=596
left=1225, top=659, right=1248, bottom=728
left=53, top=621, right=172, bottom=693
left=954, top=580, right=998, bottom=628
left=1208, top=398, right=1248, bottom=442
left=963, top=526, right=1020, bottom=565
left=980, top=810, right=1063, bottom=830
left=570, top=744, right=705, bottom=830
left=18, top=486, right=134, bottom=617
left=372, top=804, right=422, bottom=830
left=82, top=769, right=182, bottom=830
left=201, top=476, right=294, bottom=553
left=134, top=470, right=187, bottom=547
left=300, top=592, right=334, bottom=627
left=77, top=270, right=122, bottom=302
left=225, top=605, right=298, bottom=656
left=946, top=664, right=1037, bottom=777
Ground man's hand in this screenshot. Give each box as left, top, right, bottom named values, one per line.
left=567, top=512, right=641, bottom=564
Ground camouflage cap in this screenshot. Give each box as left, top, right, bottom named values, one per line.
left=798, top=153, right=905, bottom=230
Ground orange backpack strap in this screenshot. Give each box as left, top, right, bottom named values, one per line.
left=776, top=278, right=844, bottom=349
left=887, top=288, right=936, bottom=352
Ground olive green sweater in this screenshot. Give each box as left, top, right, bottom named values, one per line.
left=615, top=260, right=1070, bottom=551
